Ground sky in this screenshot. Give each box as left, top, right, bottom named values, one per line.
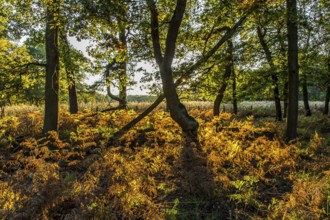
left=69, top=37, right=151, bottom=96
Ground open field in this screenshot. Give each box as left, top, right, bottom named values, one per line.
left=0, top=105, right=329, bottom=219
left=1, top=101, right=325, bottom=117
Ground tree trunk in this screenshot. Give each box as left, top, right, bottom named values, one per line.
left=161, top=65, right=199, bottom=139
left=43, top=0, right=60, bottom=133
left=67, top=71, right=78, bottom=114
left=105, top=62, right=126, bottom=109
left=324, top=61, right=330, bottom=115
left=232, top=67, right=238, bottom=114
left=104, top=21, right=127, bottom=109
left=302, top=75, right=311, bottom=116
left=273, top=75, right=282, bottom=120
left=118, top=30, right=127, bottom=108
left=214, top=40, right=233, bottom=116
left=283, top=81, right=288, bottom=118
left=61, top=33, right=79, bottom=114
left=286, top=0, right=299, bottom=141
left=257, top=26, right=282, bottom=121
left=324, top=86, right=330, bottom=115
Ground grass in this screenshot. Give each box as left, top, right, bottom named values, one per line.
left=0, top=103, right=329, bottom=219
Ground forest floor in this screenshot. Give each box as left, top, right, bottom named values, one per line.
left=0, top=104, right=329, bottom=219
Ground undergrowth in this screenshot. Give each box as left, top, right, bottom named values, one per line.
left=0, top=108, right=329, bottom=219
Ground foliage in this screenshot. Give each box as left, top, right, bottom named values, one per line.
left=0, top=107, right=329, bottom=219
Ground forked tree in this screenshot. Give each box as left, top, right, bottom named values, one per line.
left=147, top=0, right=199, bottom=141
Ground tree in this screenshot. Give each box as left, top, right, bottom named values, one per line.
left=0, top=1, right=37, bottom=106
left=256, top=24, right=282, bottom=120
left=324, top=57, right=330, bottom=115
left=43, top=0, right=60, bottom=132
left=61, top=35, right=78, bottom=114
left=214, top=40, right=234, bottom=116
left=286, top=0, right=299, bottom=140
left=74, top=0, right=131, bottom=109
left=147, top=0, right=199, bottom=141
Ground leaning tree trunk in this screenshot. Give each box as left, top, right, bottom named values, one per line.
left=302, top=75, right=311, bottom=116
left=286, top=0, right=299, bottom=141
left=214, top=40, right=233, bottom=116
left=257, top=26, right=282, bottom=121
left=43, top=0, right=60, bottom=133
left=67, top=71, right=78, bottom=114
left=161, top=65, right=199, bottom=139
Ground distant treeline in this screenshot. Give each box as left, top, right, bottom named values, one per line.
left=127, top=95, right=157, bottom=102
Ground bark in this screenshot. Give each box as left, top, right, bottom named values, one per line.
left=67, top=71, right=78, bottom=114
left=257, top=26, right=282, bottom=121
left=214, top=40, right=233, bottom=116
left=232, top=68, right=238, bottom=114
left=286, top=0, right=299, bottom=141
left=302, top=76, right=311, bottom=116
left=43, top=0, right=60, bottom=133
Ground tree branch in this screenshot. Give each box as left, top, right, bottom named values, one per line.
left=146, top=0, right=163, bottom=65
left=163, top=0, right=187, bottom=67
left=23, top=62, right=47, bottom=68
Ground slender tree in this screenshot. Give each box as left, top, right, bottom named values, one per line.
left=302, top=74, right=311, bottom=116
left=257, top=25, right=282, bottom=121
left=61, top=34, right=78, bottom=114
left=214, top=40, right=233, bottom=116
